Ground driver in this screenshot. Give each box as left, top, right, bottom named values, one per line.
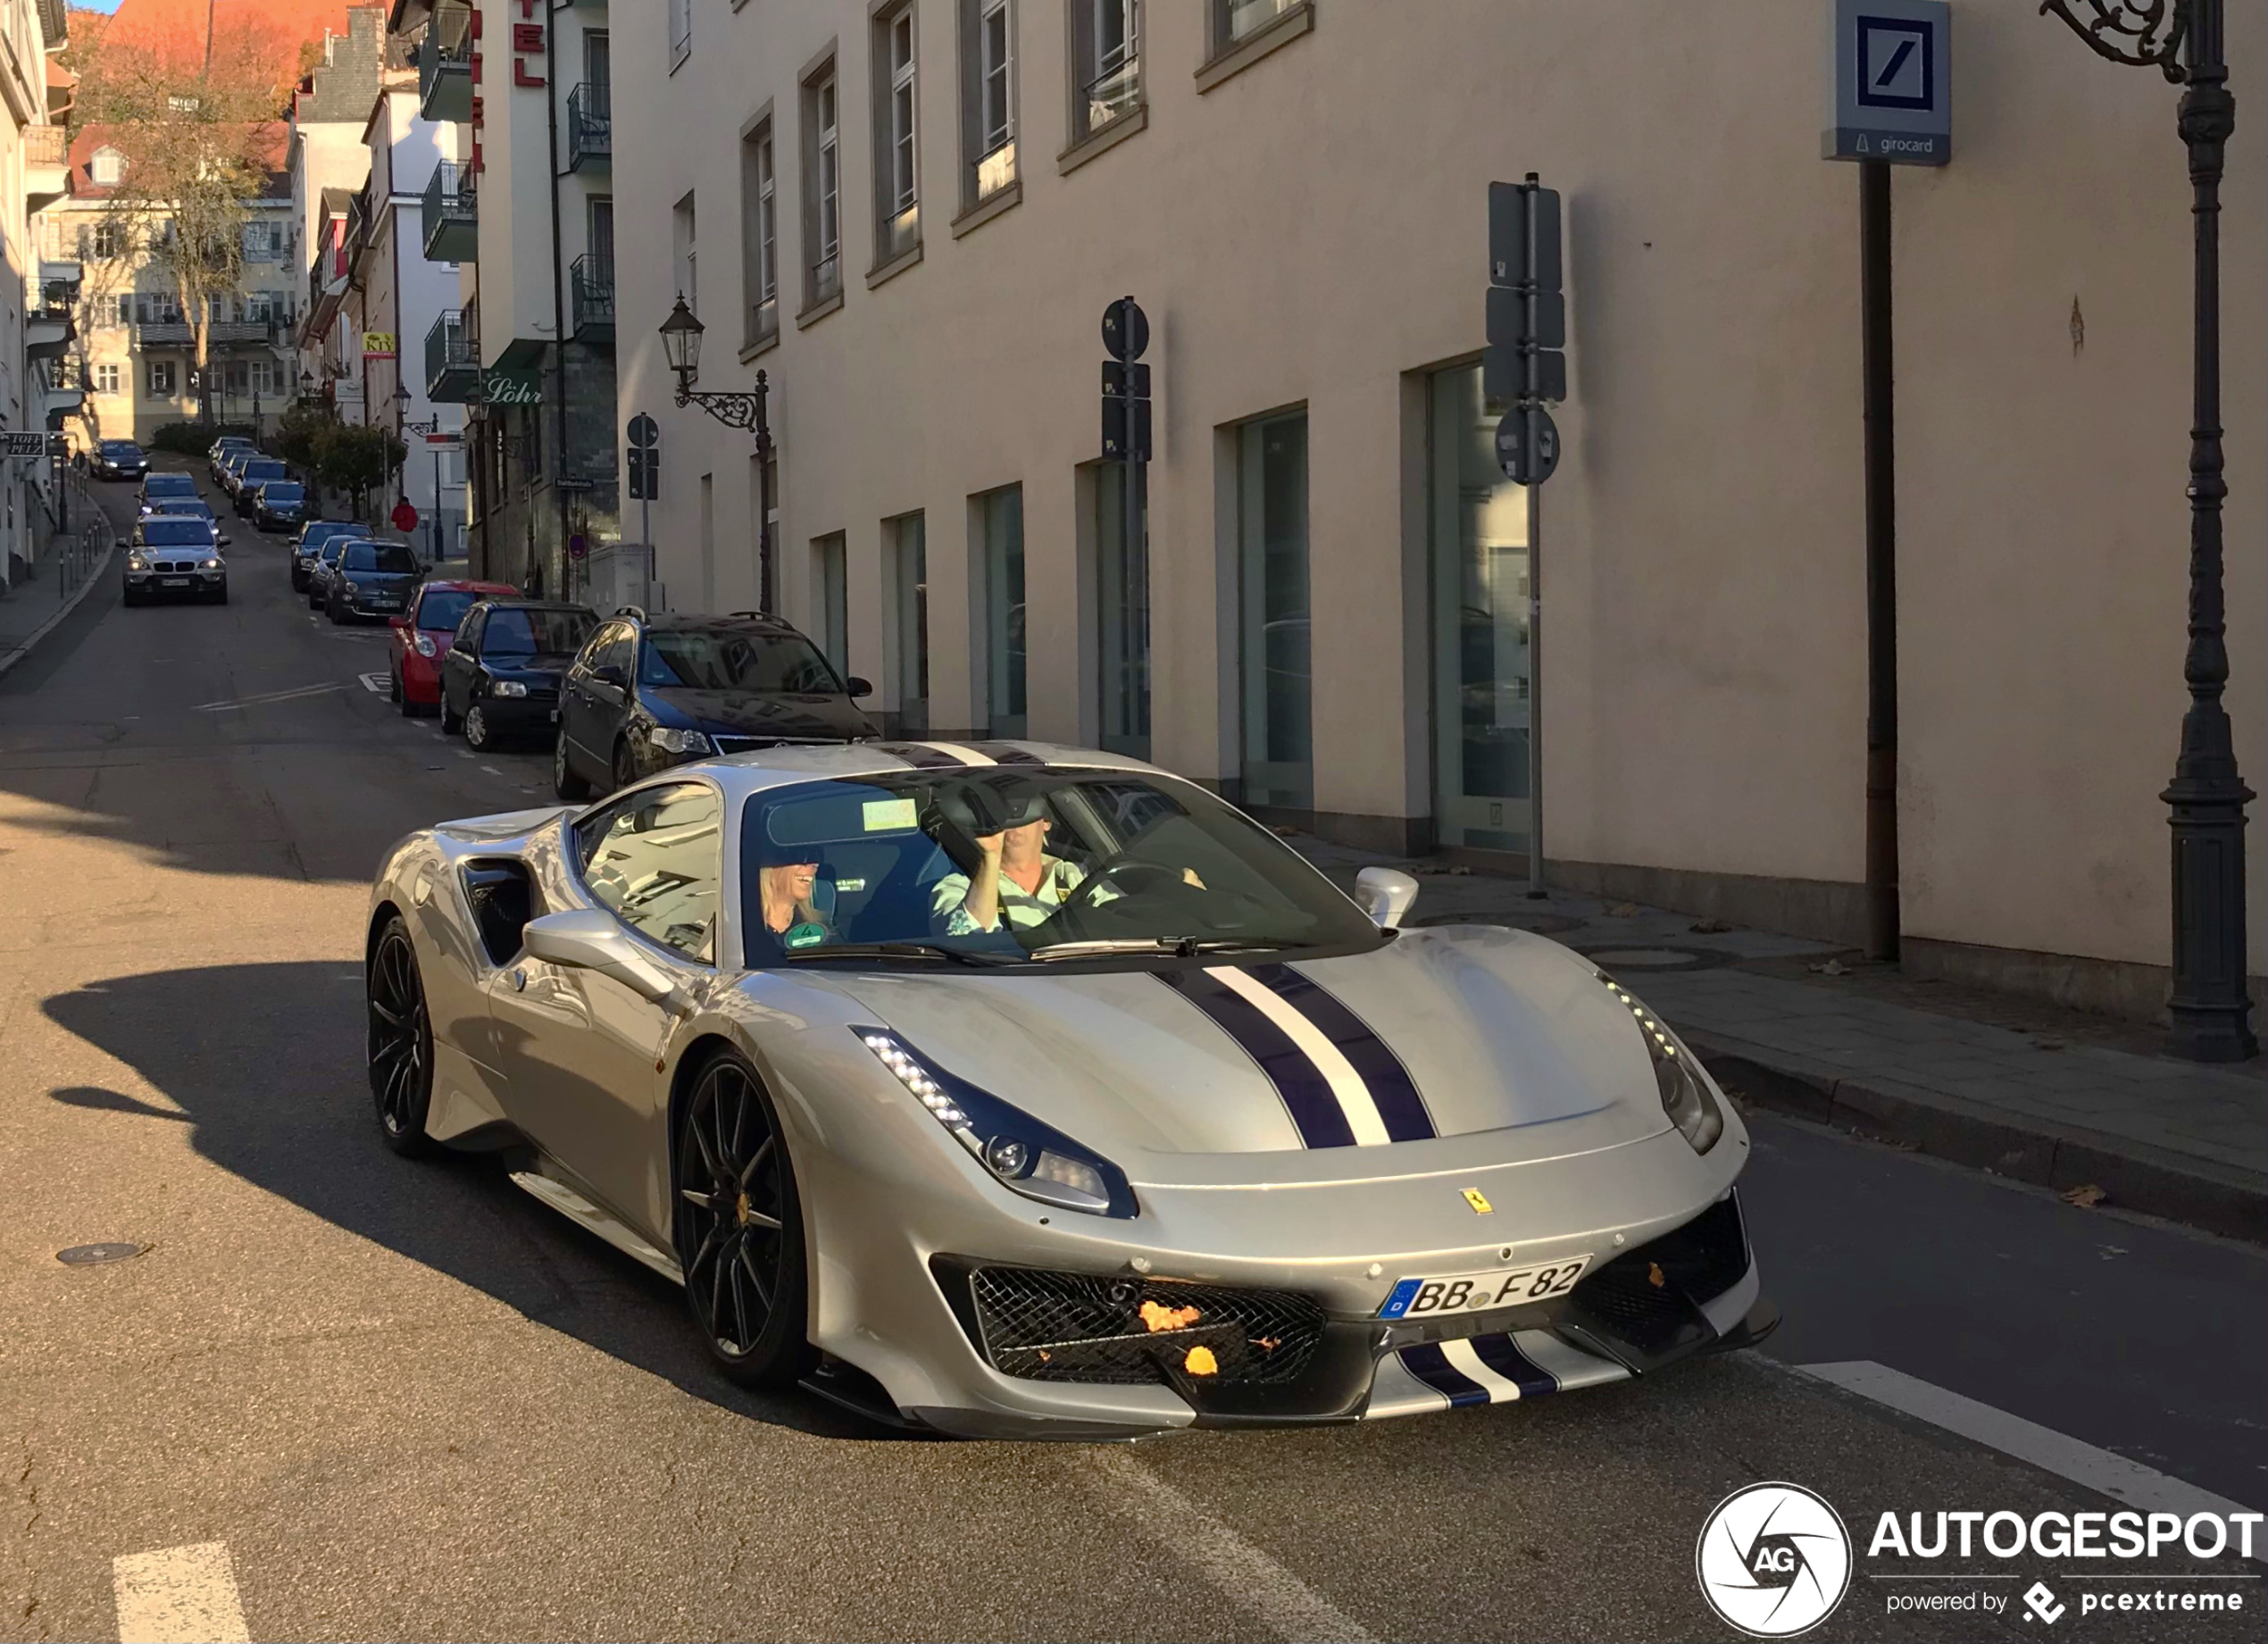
left=930, top=802, right=1086, bottom=936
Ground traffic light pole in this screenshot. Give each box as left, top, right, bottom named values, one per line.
left=1522, top=178, right=1547, bottom=900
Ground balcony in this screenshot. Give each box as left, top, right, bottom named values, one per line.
left=26, top=301, right=71, bottom=361
left=26, top=124, right=67, bottom=210
left=420, top=162, right=478, bottom=263
left=570, top=254, right=613, bottom=342
left=426, top=308, right=479, bottom=403
left=567, top=81, right=610, bottom=171
left=418, top=18, right=474, bottom=124
left=40, top=258, right=82, bottom=290
left=130, top=321, right=195, bottom=346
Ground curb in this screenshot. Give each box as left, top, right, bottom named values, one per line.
left=1688, top=1031, right=2268, bottom=1248
left=0, top=542, right=113, bottom=681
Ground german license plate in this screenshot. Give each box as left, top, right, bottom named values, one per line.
left=161, top=577, right=188, bottom=588
left=1378, top=1255, right=1592, bottom=1320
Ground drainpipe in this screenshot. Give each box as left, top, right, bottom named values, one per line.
left=545, top=0, right=570, bottom=599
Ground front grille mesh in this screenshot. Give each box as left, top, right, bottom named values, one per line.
left=969, top=1266, right=1325, bottom=1387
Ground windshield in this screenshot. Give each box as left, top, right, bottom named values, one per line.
left=638, top=628, right=841, bottom=693
left=301, top=522, right=350, bottom=549
left=103, top=442, right=139, bottom=456
left=243, top=461, right=285, bottom=480
left=343, top=541, right=418, bottom=573
left=738, top=769, right=1381, bottom=966
left=417, top=589, right=478, bottom=632
left=318, top=538, right=355, bottom=564
left=485, top=607, right=594, bottom=656
left=140, top=519, right=214, bottom=547
left=155, top=501, right=213, bottom=517
left=260, top=482, right=304, bottom=502
left=145, top=475, right=195, bottom=495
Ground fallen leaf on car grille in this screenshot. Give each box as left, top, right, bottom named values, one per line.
left=1183, top=1346, right=1219, bottom=1376
left=1138, top=1300, right=1202, bottom=1333
left=1253, top=1337, right=1280, bottom=1353
left=1647, top=1262, right=1666, bottom=1289
left=2062, top=1183, right=2107, bottom=1208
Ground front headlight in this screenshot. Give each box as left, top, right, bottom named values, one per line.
left=127, top=555, right=148, bottom=572
left=855, top=1029, right=1135, bottom=1217
left=490, top=679, right=529, bottom=697
left=1599, top=976, right=1724, bottom=1155
left=649, top=726, right=711, bottom=755
left=413, top=633, right=438, bottom=658
left=200, top=558, right=222, bottom=571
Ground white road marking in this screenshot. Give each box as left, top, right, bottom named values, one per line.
left=191, top=682, right=345, bottom=712
left=357, top=672, right=389, bottom=694
left=479, top=764, right=502, bottom=775
left=1086, top=1448, right=1372, bottom=1642
left=456, top=749, right=473, bottom=759
left=1800, top=1361, right=2267, bottom=1562
left=112, top=1541, right=249, bottom=1644
left=1205, top=965, right=1391, bottom=1145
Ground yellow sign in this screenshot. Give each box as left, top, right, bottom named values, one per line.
left=1461, top=1188, right=1494, bottom=1214
left=361, top=331, right=396, bottom=359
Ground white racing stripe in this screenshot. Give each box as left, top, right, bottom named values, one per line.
left=1438, top=1337, right=1529, bottom=1402
left=1205, top=965, right=1392, bottom=1145
left=112, top=1542, right=249, bottom=1643
left=915, top=739, right=996, bottom=765
left=1086, top=1448, right=1373, bottom=1642
left=1802, top=1361, right=2268, bottom=1564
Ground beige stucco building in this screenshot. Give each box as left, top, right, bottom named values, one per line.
left=609, top=0, right=2266, bottom=1019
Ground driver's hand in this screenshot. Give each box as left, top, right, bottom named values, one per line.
left=976, top=831, right=1005, bottom=858
left=1182, top=868, right=1206, bottom=889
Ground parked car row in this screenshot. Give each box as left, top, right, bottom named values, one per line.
left=378, top=583, right=877, bottom=794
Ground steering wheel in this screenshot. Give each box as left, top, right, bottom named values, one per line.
left=1055, top=858, right=1183, bottom=919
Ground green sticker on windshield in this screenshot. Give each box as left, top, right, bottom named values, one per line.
left=785, top=922, right=827, bottom=949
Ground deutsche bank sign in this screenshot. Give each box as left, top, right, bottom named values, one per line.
left=1823, top=0, right=1951, bottom=166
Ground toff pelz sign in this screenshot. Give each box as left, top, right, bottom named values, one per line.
left=465, top=0, right=547, bottom=175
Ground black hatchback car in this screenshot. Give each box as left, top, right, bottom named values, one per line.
left=324, top=538, right=421, bottom=623
left=232, top=458, right=289, bottom=515
left=250, top=480, right=308, bottom=532
left=91, top=439, right=147, bottom=480
left=440, top=601, right=599, bottom=753
left=552, top=609, right=874, bottom=799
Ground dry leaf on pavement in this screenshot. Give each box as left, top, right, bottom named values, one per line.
left=2061, top=1184, right=2107, bottom=1208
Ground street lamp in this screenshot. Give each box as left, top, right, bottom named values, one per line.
left=659, top=294, right=776, bottom=610
left=2041, top=0, right=2252, bottom=1061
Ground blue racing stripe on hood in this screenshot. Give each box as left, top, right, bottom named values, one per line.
left=1152, top=969, right=1356, bottom=1148
left=1244, top=963, right=1437, bottom=1142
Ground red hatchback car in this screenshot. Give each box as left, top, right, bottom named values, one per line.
left=389, top=580, right=519, bottom=715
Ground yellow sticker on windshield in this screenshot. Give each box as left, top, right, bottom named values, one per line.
left=863, top=797, right=918, bottom=831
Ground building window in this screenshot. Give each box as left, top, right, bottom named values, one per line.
left=1069, top=0, right=1139, bottom=146
left=241, top=221, right=285, bottom=260
left=1427, top=361, right=1530, bottom=852
left=1210, top=0, right=1299, bottom=53
left=960, top=0, right=1016, bottom=205
left=802, top=65, right=841, bottom=306
left=90, top=363, right=120, bottom=395
left=1237, top=410, right=1312, bottom=812
left=667, top=0, right=691, bottom=70
left=146, top=361, right=176, bottom=397
left=978, top=485, right=1025, bottom=737
left=872, top=5, right=920, bottom=264
left=672, top=191, right=697, bottom=314
left=91, top=146, right=123, bottom=186
left=90, top=221, right=124, bottom=261
left=1094, top=460, right=1147, bottom=756
left=812, top=532, right=847, bottom=672
left=886, top=511, right=928, bottom=735
left=743, top=121, right=778, bottom=342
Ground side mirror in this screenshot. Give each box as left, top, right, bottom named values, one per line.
left=217, top=534, right=231, bottom=547
left=114, top=537, right=129, bottom=551
left=1354, top=866, right=1421, bottom=930
left=388, top=615, right=410, bottom=630
left=522, top=909, right=688, bottom=1010
left=844, top=675, right=873, bottom=698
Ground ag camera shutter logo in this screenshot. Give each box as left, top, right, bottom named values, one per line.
left=1696, top=1482, right=1854, bottom=1637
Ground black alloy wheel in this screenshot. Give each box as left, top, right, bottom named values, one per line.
left=366, top=916, right=435, bottom=1156
left=674, top=1051, right=813, bottom=1388
left=553, top=732, right=591, bottom=802
left=438, top=687, right=463, bottom=735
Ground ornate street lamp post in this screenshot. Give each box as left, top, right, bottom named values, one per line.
left=659, top=296, right=776, bottom=611
left=2043, top=0, right=2253, bottom=1060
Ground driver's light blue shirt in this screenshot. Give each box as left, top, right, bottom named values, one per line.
left=931, top=855, right=1088, bottom=935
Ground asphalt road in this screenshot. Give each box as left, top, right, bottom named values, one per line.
left=1, top=464, right=2261, bottom=1642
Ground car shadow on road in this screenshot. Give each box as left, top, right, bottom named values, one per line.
left=44, top=959, right=924, bottom=1444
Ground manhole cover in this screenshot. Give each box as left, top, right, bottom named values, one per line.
left=56, top=1242, right=146, bottom=1266
left=1577, top=945, right=1729, bottom=972
left=1410, top=911, right=1586, bottom=936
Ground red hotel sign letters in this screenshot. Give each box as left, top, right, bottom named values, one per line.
left=465, top=1, right=547, bottom=174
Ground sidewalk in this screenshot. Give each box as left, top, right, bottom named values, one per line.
left=1286, top=834, right=2268, bottom=1246
left=0, top=490, right=114, bottom=680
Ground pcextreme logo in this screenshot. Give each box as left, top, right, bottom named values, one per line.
left=1695, top=1481, right=1855, bottom=1637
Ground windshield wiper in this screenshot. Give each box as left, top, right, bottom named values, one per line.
left=1026, top=937, right=1296, bottom=963
left=780, top=940, right=1015, bottom=966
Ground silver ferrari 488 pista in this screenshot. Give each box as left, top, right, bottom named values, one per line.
left=365, top=739, right=1773, bottom=1438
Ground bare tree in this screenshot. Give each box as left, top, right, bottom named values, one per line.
left=70, top=13, right=295, bottom=424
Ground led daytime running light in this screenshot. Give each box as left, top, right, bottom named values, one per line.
left=861, top=1031, right=971, bottom=1130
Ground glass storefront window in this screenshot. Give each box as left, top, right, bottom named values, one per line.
left=980, top=485, right=1026, bottom=738
left=888, top=512, right=928, bottom=735
left=1096, top=461, right=1149, bottom=757
left=1429, top=363, right=1530, bottom=852
left=1238, top=410, right=1312, bottom=811
left=812, top=532, right=847, bottom=672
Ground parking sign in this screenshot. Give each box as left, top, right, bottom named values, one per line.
left=1823, top=0, right=1951, bottom=165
